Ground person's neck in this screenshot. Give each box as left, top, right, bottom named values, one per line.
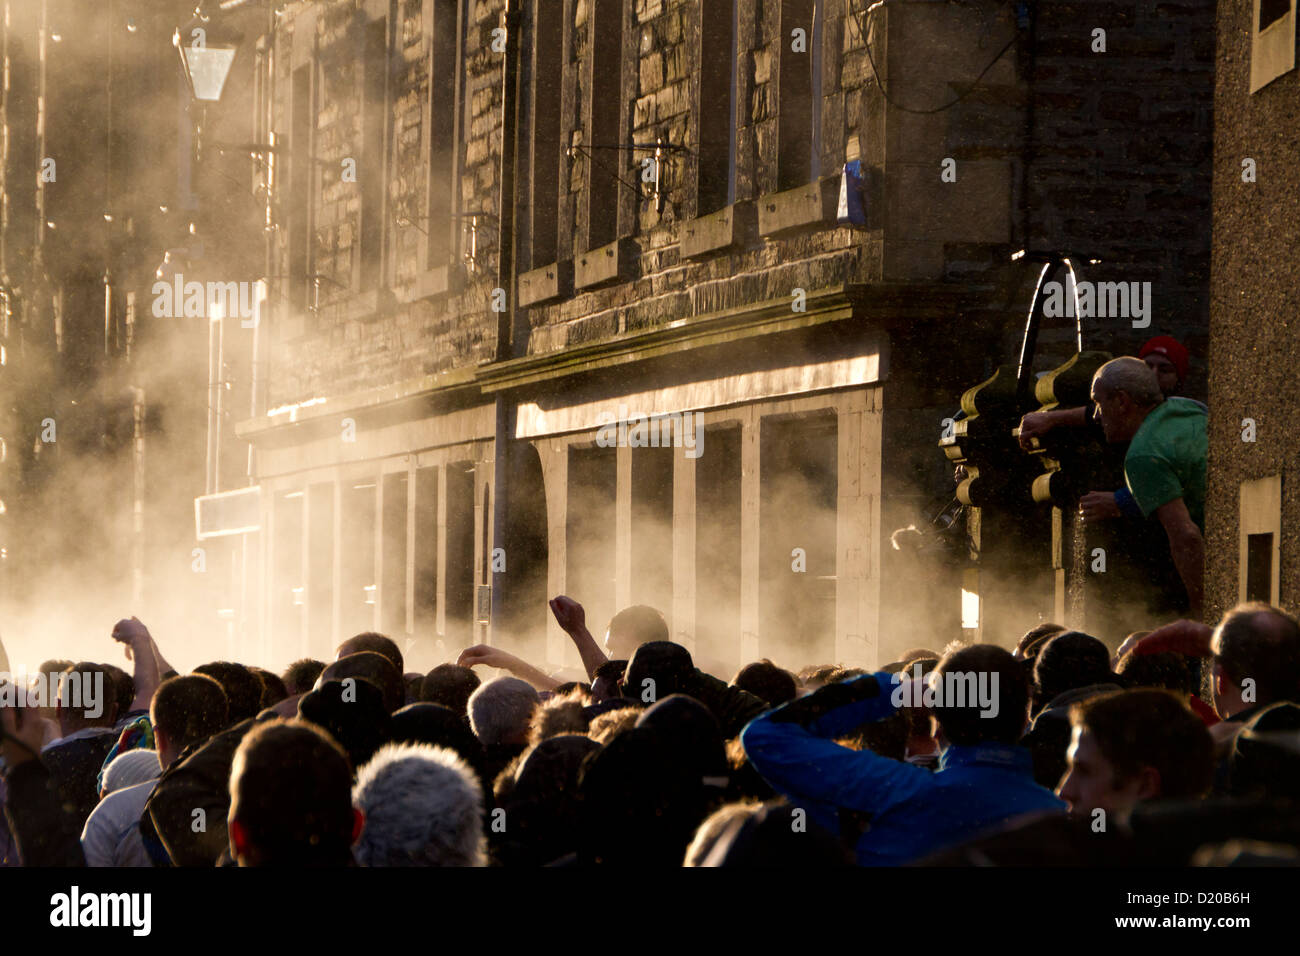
left=59, top=720, right=107, bottom=737
left=1128, top=404, right=1158, bottom=435
left=1219, top=695, right=1255, bottom=720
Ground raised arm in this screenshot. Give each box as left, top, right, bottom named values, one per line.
left=111, top=617, right=161, bottom=713
left=457, top=644, right=561, bottom=692
left=548, top=595, right=609, bottom=681
left=741, top=672, right=931, bottom=841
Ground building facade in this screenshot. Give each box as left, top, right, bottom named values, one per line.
left=216, top=0, right=1217, bottom=674
left=1206, top=0, right=1299, bottom=619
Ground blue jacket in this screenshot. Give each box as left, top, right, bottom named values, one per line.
left=741, top=672, right=1066, bottom=866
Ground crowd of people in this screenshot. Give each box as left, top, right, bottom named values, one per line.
left=2, top=590, right=1299, bottom=867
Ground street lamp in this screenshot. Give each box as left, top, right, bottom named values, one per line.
left=173, top=7, right=243, bottom=103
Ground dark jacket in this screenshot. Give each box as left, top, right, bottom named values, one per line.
left=41, top=728, right=118, bottom=829
left=143, top=717, right=263, bottom=867
left=2, top=758, right=87, bottom=866
left=681, top=670, right=768, bottom=738
left=1021, top=682, right=1123, bottom=789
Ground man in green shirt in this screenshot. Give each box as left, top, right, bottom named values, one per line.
left=1089, top=357, right=1208, bottom=617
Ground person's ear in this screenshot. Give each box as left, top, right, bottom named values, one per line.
left=230, top=818, right=250, bottom=862
left=351, top=807, right=365, bottom=845
left=1135, top=765, right=1161, bottom=802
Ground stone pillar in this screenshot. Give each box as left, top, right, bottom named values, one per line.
left=615, top=443, right=633, bottom=610
left=739, top=407, right=761, bottom=663
left=536, top=438, right=571, bottom=667
left=435, top=466, right=449, bottom=640
left=835, top=389, right=881, bottom=667
left=673, top=440, right=698, bottom=653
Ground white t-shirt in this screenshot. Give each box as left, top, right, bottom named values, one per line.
left=81, top=779, right=159, bottom=867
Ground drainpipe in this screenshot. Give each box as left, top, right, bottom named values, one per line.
left=490, top=0, right=522, bottom=645
left=496, top=0, right=520, bottom=361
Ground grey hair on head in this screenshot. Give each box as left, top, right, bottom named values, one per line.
left=1092, top=356, right=1163, bottom=407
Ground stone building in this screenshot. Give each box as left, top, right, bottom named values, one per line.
left=226, top=0, right=1216, bottom=673
left=1205, top=1, right=1299, bottom=619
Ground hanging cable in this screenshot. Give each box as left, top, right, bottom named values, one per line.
left=849, top=0, right=1021, bottom=115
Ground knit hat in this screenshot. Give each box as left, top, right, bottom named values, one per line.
left=1139, top=335, right=1190, bottom=383
left=101, top=748, right=162, bottom=795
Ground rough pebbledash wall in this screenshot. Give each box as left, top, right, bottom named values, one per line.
left=1205, top=1, right=1300, bottom=619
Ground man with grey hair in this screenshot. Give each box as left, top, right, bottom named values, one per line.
left=351, top=742, right=486, bottom=866
left=467, top=676, right=539, bottom=784
left=1089, top=356, right=1207, bottom=616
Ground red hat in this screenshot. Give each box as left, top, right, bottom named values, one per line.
left=1139, top=335, right=1190, bottom=383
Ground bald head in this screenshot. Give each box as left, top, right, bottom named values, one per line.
left=1212, top=603, right=1300, bottom=716
left=336, top=632, right=403, bottom=674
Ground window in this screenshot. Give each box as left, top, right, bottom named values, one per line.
left=697, top=0, right=737, bottom=215
left=530, top=0, right=564, bottom=266
left=777, top=0, right=822, bottom=190
left=360, top=18, right=389, bottom=290
left=1246, top=533, right=1274, bottom=603
left=1251, top=0, right=1296, bottom=92
left=427, top=0, right=460, bottom=268
left=1261, top=0, right=1291, bottom=29
left=585, top=0, right=624, bottom=250
left=1238, top=475, right=1281, bottom=604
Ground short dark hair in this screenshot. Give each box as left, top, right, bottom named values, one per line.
left=193, top=662, right=264, bottom=725
left=900, top=647, right=940, bottom=665
left=625, top=642, right=693, bottom=700
left=1212, top=603, right=1300, bottom=706
left=101, top=664, right=135, bottom=717
left=1015, top=623, right=1067, bottom=662
left=594, top=660, right=628, bottom=683
left=402, top=674, right=422, bottom=706
left=298, top=679, right=392, bottom=770
left=732, top=660, right=797, bottom=707
left=282, top=659, right=326, bottom=696
left=249, top=667, right=289, bottom=708
left=419, top=664, right=481, bottom=717
left=321, top=652, right=404, bottom=713
left=229, top=719, right=355, bottom=866
left=932, top=644, right=1029, bottom=747
left=1116, top=649, right=1198, bottom=695
left=554, top=681, right=592, bottom=697
left=797, top=665, right=840, bottom=689
left=151, top=674, right=229, bottom=753
left=1072, top=689, right=1214, bottom=800
left=1033, top=631, right=1114, bottom=707
left=59, top=662, right=117, bottom=725
left=337, top=631, right=403, bottom=675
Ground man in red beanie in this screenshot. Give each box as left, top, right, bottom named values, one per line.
left=1137, top=335, right=1191, bottom=398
